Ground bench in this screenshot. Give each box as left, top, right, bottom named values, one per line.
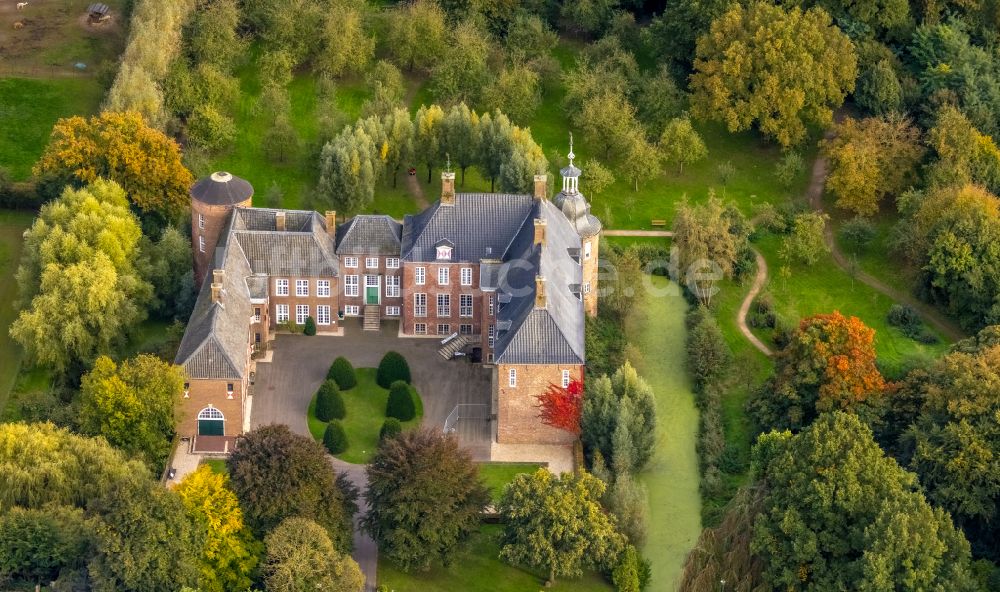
left=651, top=219, right=667, bottom=228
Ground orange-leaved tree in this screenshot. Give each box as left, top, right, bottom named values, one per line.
left=537, top=379, right=584, bottom=435
left=34, top=111, right=194, bottom=220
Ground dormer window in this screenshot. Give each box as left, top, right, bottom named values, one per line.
left=436, top=245, right=453, bottom=260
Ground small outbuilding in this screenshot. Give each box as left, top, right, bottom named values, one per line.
left=87, top=3, right=110, bottom=23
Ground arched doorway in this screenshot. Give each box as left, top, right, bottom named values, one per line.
left=197, top=406, right=225, bottom=436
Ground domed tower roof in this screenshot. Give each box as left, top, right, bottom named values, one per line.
left=554, top=135, right=602, bottom=238
left=190, top=171, right=254, bottom=206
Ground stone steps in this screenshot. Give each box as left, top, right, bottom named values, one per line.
left=363, top=305, right=380, bottom=331
left=438, top=335, right=473, bottom=359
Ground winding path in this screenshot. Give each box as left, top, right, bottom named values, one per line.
left=735, top=249, right=774, bottom=356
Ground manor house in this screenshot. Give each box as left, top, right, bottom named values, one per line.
left=174, top=153, right=602, bottom=449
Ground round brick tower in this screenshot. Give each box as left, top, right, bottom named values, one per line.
left=553, top=138, right=602, bottom=317
left=190, top=171, right=254, bottom=287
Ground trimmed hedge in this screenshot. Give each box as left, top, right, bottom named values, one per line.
left=385, top=381, right=416, bottom=421
left=323, top=420, right=348, bottom=454
left=379, top=418, right=402, bottom=441
left=304, top=316, right=317, bottom=336
left=327, top=356, right=357, bottom=390
left=376, top=351, right=411, bottom=388
left=315, top=380, right=345, bottom=422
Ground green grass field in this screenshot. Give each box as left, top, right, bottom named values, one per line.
left=377, top=524, right=612, bottom=591
left=0, top=210, right=36, bottom=412
left=202, top=458, right=228, bottom=475
left=307, top=368, right=422, bottom=464
left=755, top=234, right=949, bottom=376
left=478, top=462, right=542, bottom=504
left=628, top=275, right=702, bottom=592
left=0, top=78, right=105, bottom=180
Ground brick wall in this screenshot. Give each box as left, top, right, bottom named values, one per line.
left=337, top=255, right=403, bottom=319
left=401, top=261, right=482, bottom=336
left=582, top=234, right=599, bottom=317
left=178, top=378, right=246, bottom=437
left=266, top=275, right=340, bottom=332
left=191, top=198, right=250, bottom=286
left=495, top=363, right=583, bottom=444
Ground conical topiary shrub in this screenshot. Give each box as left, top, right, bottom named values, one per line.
left=315, top=380, right=345, bottom=422
left=327, top=356, right=356, bottom=390
left=303, top=316, right=317, bottom=336
left=379, top=418, right=402, bottom=441
left=376, top=351, right=411, bottom=389
left=323, top=420, right=348, bottom=454
left=385, top=380, right=416, bottom=421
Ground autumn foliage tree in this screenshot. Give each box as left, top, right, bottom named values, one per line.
left=537, top=379, right=584, bottom=435
left=33, top=111, right=194, bottom=220
left=749, top=311, right=887, bottom=431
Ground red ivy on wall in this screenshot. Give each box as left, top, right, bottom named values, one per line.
left=536, top=379, right=584, bottom=435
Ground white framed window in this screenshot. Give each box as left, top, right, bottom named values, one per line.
left=296, top=279, right=309, bottom=297
left=226, top=382, right=234, bottom=395
left=584, top=241, right=592, bottom=260
left=296, top=304, right=309, bottom=324
left=199, top=235, right=205, bottom=253
left=344, top=275, right=359, bottom=297
left=276, top=304, right=289, bottom=322
left=414, top=293, right=427, bottom=317
left=460, top=324, right=473, bottom=335
left=317, top=280, right=331, bottom=297
left=254, top=307, right=261, bottom=322
left=415, top=266, right=426, bottom=285
left=386, top=257, right=400, bottom=269
left=345, top=305, right=360, bottom=316
left=198, top=214, right=205, bottom=230
left=276, top=279, right=289, bottom=296
left=460, top=294, right=473, bottom=317
left=437, top=294, right=450, bottom=317
left=489, top=294, right=495, bottom=316
left=437, top=323, right=450, bottom=335
left=436, top=245, right=452, bottom=260
left=583, top=282, right=591, bottom=294
left=562, top=370, right=571, bottom=388
left=460, top=267, right=472, bottom=286
left=488, top=323, right=495, bottom=348
left=386, top=306, right=400, bottom=316
left=365, top=257, right=379, bottom=269
left=508, top=368, right=517, bottom=387
left=317, top=305, right=331, bottom=325
left=345, top=256, right=359, bottom=268
left=438, top=267, right=449, bottom=285
left=386, top=275, right=400, bottom=298
left=414, top=323, right=427, bottom=335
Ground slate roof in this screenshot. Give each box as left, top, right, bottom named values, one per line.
left=553, top=191, right=602, bottom=238
left=492, top=199, right=585, bottom=365
left=190, top=172, right=254, bottom=206
left=175, top=207, right=339, bottom=379
left=401, top=194, right=535, bottom=262
left=336, top=215, right=402, bottom=256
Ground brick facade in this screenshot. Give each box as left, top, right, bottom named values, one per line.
left=401, top=261, right=482, bottom=336
left=178, top=378, right=247, bottom=437
left=337, top=255, right=404, bottom=318
left=582, top=234, right=599, bottom=317
left=495, top=363, right=583, bottom=444
left=192, top=198, right=251, bottom=286
left=267, top=275, right=340, bottom=332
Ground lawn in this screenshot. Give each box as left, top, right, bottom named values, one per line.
left=0, top=78, right=105, bottom=180
left=478, top=462, right=542, bottom=504
left=754, top=234, right=950, bottom=376
left=307, top=368, right=422, bottom=464
left=0, top=210, right=35, bottom=412
left=202, top=458, right=228, bottom=475
left=377, top=524, right=612, bottom=592
left=628, top=275, right=702, bottom=592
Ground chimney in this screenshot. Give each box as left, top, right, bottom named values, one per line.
left=533, top=174, right=547, bottom=200
left=211, top=283, right=223, bottom=304
left=441, top=171, right=456, bottom=206
left=275, top=211, right=286, bottom=231
left=325, top=210, right=337, bottom=240
left=533, top=218, right=546, bottom=246
left=213, top=268, right=225, bottom=285
left=535, top=275, right=546, bottom=309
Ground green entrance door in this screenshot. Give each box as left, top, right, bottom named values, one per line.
left=197, top=406, right=225, bottom=436
left=366, top=285, right=379, bottom=305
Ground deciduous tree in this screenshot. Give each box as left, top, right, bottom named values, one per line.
left=536, top=379, right=584, bottom=435
left=659, top=117, right=708, bottom=174
left=386, top=0, right=447, bottom=72
left=580, top=362, right=657, bottom=475
left=263, top=517, right=364, bottom=592
left=33, top=112, right=194, bottom=219
left=690, top=3, right=856, bottom=147
left=363, top=429, right=488, bottom=571
left=317, top=0, right=374, bottom=78
left=779, top=211, right=829, bottom=265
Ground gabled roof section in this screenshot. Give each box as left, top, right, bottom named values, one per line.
left=336, top=215, right=402, bottom=256
left=493, top=199, right=585, bottom=365
left=231, top=208, right=339, bottom=277
left=401, top=193, right=535, bottom=262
